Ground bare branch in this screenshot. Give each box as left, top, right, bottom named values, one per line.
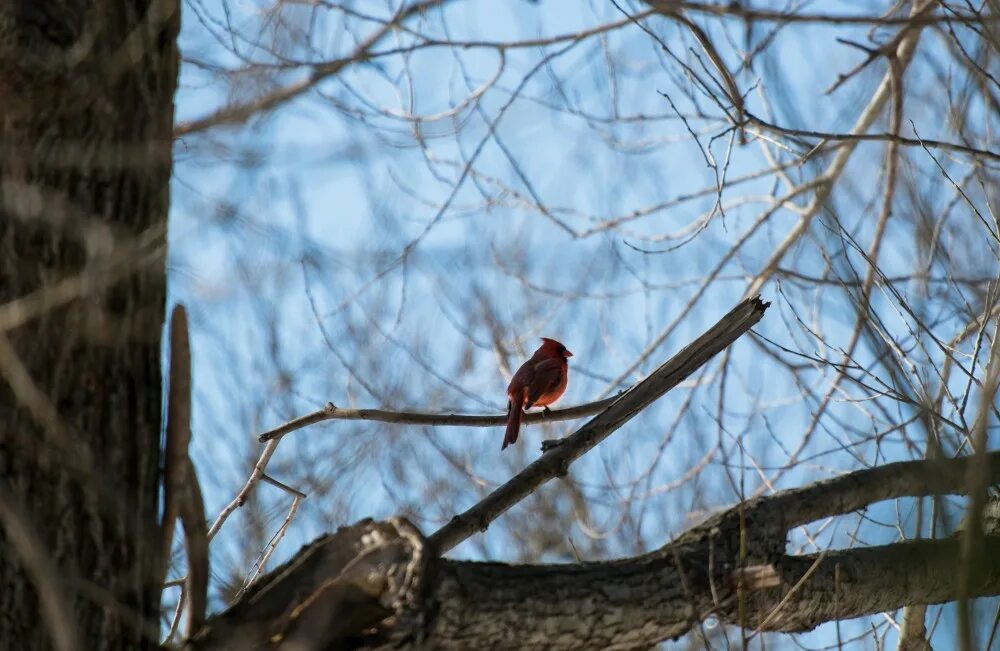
left=745, top=112, right=1000, bottom=162
left=257, top=397, right=619, bottom=442
left=755, top=451, right=1000, bottom=531
left=746, top=0, right=936, bottom=297
left=162, top=305, right=209, bottom=639
left=206, top=439, right=280, bottom=541
left=649, top=1, right=995, bottom=26
left=175, top=0, right=453, bottom=135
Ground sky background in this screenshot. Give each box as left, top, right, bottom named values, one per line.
left=165, top=0, right=999, bottom=647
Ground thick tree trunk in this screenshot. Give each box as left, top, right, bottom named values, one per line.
left=0, top=1, right=179, bottom=649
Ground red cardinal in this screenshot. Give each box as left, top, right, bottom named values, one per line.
left=502, top=337, right=572, bottom=450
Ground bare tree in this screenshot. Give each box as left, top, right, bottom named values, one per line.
left=1, top=0, right=998, bottom=649
left=168, top=0, right=999, bottom=647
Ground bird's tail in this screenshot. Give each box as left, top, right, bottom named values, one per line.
left=502, top=397, right=524, bottom=451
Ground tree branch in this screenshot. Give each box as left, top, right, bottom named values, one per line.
left=190, top=452, right=1000, bottom=650
left=257, top=397, right=619, bottom=442
left=757, top=451, right=1000, bottom=533
left=162, top=305, right=209, bottom=640
left=648, top=1, right=990, bottom=25
left=175, top=0, right=451, bottom=135
left=744, top=112, right=1000, bottom=162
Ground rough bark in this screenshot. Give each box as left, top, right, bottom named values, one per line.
left=190, top=454, right=1000, bottom=650
left=0, top=1, right=179, bottom=649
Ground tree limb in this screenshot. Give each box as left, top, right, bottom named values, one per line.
left=189, top=451, right=1000, bottom=650
left=162, top=305, right=209, bottom=639
left=257, top=396, right=620, bottom=442
left=175, top=0, right=452, bottom=135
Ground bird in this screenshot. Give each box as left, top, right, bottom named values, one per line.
left=502, top=337, right=572, bottom=450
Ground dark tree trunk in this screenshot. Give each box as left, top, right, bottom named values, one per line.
left=0, top=1, right=179, bottom=649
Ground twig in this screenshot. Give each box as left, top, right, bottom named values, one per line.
left=257, top=397, right=619, bottom=442
left=175, top=0, right=449, bottom=135
left=206, top=440, right=280, bottom=540
left=667, top=10, right=745, bottom=137
left=745, top=0, right=935, bottom=298
left=649, top=2, right=986, bottom=26
left=743, top=112, right=1000, bottom=161
left=750, top=550, right=829, bottom=636
left=986, top=601, right=1000, bottom=651
left=909, top=121, right=1000, bottom=245
left=260, top=473, right=308, bottom=499
left=165, top=584, right=186, bottom=645
left=237, top=495, right=304, bottom=599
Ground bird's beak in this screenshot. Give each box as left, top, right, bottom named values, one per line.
left=564, top=350, right=573, bottom=358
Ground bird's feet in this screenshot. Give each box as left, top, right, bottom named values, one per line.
left=541, top=406, right=553, bottom=418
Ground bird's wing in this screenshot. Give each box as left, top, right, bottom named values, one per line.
left=525, top=358, right=564, bottom=405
